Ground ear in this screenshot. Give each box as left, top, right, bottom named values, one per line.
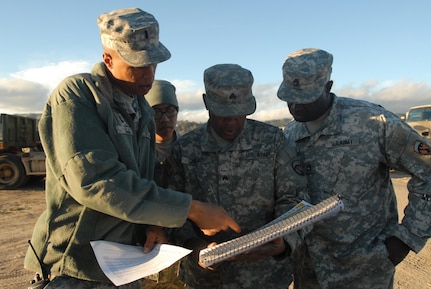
left=326, top=80, right=333, bottom=92
left=202, top=93, right=209, bottom=110
left=102, top=52, right=113, bottom=69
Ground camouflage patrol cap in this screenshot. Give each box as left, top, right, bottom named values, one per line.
left=145, top=80, right=178, bottom=108
left=277, top=48, right=333, bottom=104
left=203, top=64, right=256, bottom=117
left=97, top=8, right=171, bottom=67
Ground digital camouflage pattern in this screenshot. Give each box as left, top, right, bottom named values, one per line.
left=277, top=48, right=333, bottom=104
left=140, top=265, right=184, bottom=289
left=98, top=8, right=171, bottom=66
left=169, top=119, right=309, bottom=289
left=203, top=64, right=256, bottom=117
left=284, top=95, right=431, bottom=289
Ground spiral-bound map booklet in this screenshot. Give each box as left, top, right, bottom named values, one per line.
left=199, top=195, right=344, bottom=267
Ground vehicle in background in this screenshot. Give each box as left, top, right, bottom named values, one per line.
left=0, top=113, right=45, bottom=189
left=404, top=104, right=431, bottom=139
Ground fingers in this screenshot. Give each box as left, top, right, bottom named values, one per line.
left=200, top=228, right=219, bottom=236
left=143, top=238, right=154, bottom=253
left=143, top=225, right=168, bottom=253
left=203, top=205, right=240, bottom=235
left=189, top=200, right=241, bottom=235
left=272, top=237, right=283, bottom=244
left=200, top=219, right=240, bottom=236
left=225, top=216, right=241, bottom=233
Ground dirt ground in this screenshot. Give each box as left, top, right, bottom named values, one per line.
left=1, top=173, right=430, bottom=289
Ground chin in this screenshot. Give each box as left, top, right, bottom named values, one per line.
left=293, top=116, right=307, bottom=122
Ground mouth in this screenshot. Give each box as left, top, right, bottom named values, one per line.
left=291, top=112, right=306, bottom=122
left=141, top=84, right=152, bottom=94
left=223, top=127, right=237, bottom=136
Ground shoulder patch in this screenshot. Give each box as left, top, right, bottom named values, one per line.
left=292, top=160, right=305, bottom=176
left=413, top=141, right=430, bottom=155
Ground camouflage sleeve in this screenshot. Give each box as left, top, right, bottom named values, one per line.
left=167, top=141, right=200, bottom=246
left=274, top=136, right=311, bottom=252
left=168, top=141, right=186, bottom=194
left=386, top=116, right=431, bottom=252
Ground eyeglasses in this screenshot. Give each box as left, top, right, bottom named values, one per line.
left=153, top=106, right=178, bottom=119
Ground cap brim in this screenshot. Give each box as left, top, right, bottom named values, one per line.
left=277, top=81, right=324, bottom=104
left=206, top=96, right=256, bottom=117
left=117, top=42, right=171, bottom=67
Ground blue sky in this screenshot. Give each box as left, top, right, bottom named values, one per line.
left=1, top=0, right=430, bottom=122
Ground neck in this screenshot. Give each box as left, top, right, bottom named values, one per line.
left=156, top=132, right=175, bottom=143
left=106, top=68, right=136, bottom=96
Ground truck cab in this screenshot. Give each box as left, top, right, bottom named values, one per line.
left=405, top=104, right=431, bottom=139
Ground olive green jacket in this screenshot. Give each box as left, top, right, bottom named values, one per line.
left=24, top=63, right=192, bottom=283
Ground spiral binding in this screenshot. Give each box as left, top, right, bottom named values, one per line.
left=199, top=195, right=344, bottom=267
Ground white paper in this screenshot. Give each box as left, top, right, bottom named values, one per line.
left=90, top=240, right=191, bottom=286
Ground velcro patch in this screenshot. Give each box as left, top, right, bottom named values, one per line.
left=327, top=138, right=359, bottom=147
left=413, top=141, right=430, bottom=155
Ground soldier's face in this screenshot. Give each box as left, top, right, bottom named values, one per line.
left=288, top=81, right=333, bottom=122
left=153, top=104, right=178, bottom=142
left=103, top=49, right=157, bottom=96
left=209, top=112, right=246, bottom=141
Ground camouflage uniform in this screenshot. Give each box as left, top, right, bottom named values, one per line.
left=284, top=95, right=431, bottom=289
left=169, top=119, right=308, bottom=289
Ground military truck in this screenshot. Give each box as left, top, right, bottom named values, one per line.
left=405, top=104, right=431, bottom=139
left=0, top=113, right=45, bottom=189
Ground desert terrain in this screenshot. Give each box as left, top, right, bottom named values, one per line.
left=0, top=172, right=430, bottom=289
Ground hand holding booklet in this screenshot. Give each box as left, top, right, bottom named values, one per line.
left=199, top=195, right=344, bottom=267
left=90, top=241, right=191, bottom=286
left=91, top=195, right=343, bottom=286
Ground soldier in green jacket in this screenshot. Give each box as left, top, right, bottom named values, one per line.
left=24, top=8, right=239, bottom=289
left=169, top=64, right=309, bottom=289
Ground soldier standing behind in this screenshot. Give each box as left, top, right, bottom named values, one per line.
left=169, top=64, right=309, bottom=289
left=278, top=48, right=431, bottom=289
left=145, top=80, right=181, bottom=188
left=141, top=80, right=184, bottom=289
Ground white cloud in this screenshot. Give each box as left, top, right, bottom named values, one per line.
left=0, top=61, right=91, bottom=114
left=11, top=60, right=91, bottom=92
left=176, top=79, right=431, bottom=122
left=335, top=79, right=431, bottom=115
left=0, top=78, right=48, bottom=114
left=1, top=61, right=430, bottom=122
left=173, top=81, right=293, bottom=122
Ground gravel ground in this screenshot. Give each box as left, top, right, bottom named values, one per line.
left=1, top=174, right=430, bottom=289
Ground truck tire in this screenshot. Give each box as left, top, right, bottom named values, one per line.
left=0, top=156, right=29, bottom=189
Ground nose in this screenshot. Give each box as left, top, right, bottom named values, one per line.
left=159, top=112, right=170, bottom=121
left=222, top=117, right=241, bottom=126
left=140, top=65, right=156, bottom=79
left=289, top=103, right=304, bottom=111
